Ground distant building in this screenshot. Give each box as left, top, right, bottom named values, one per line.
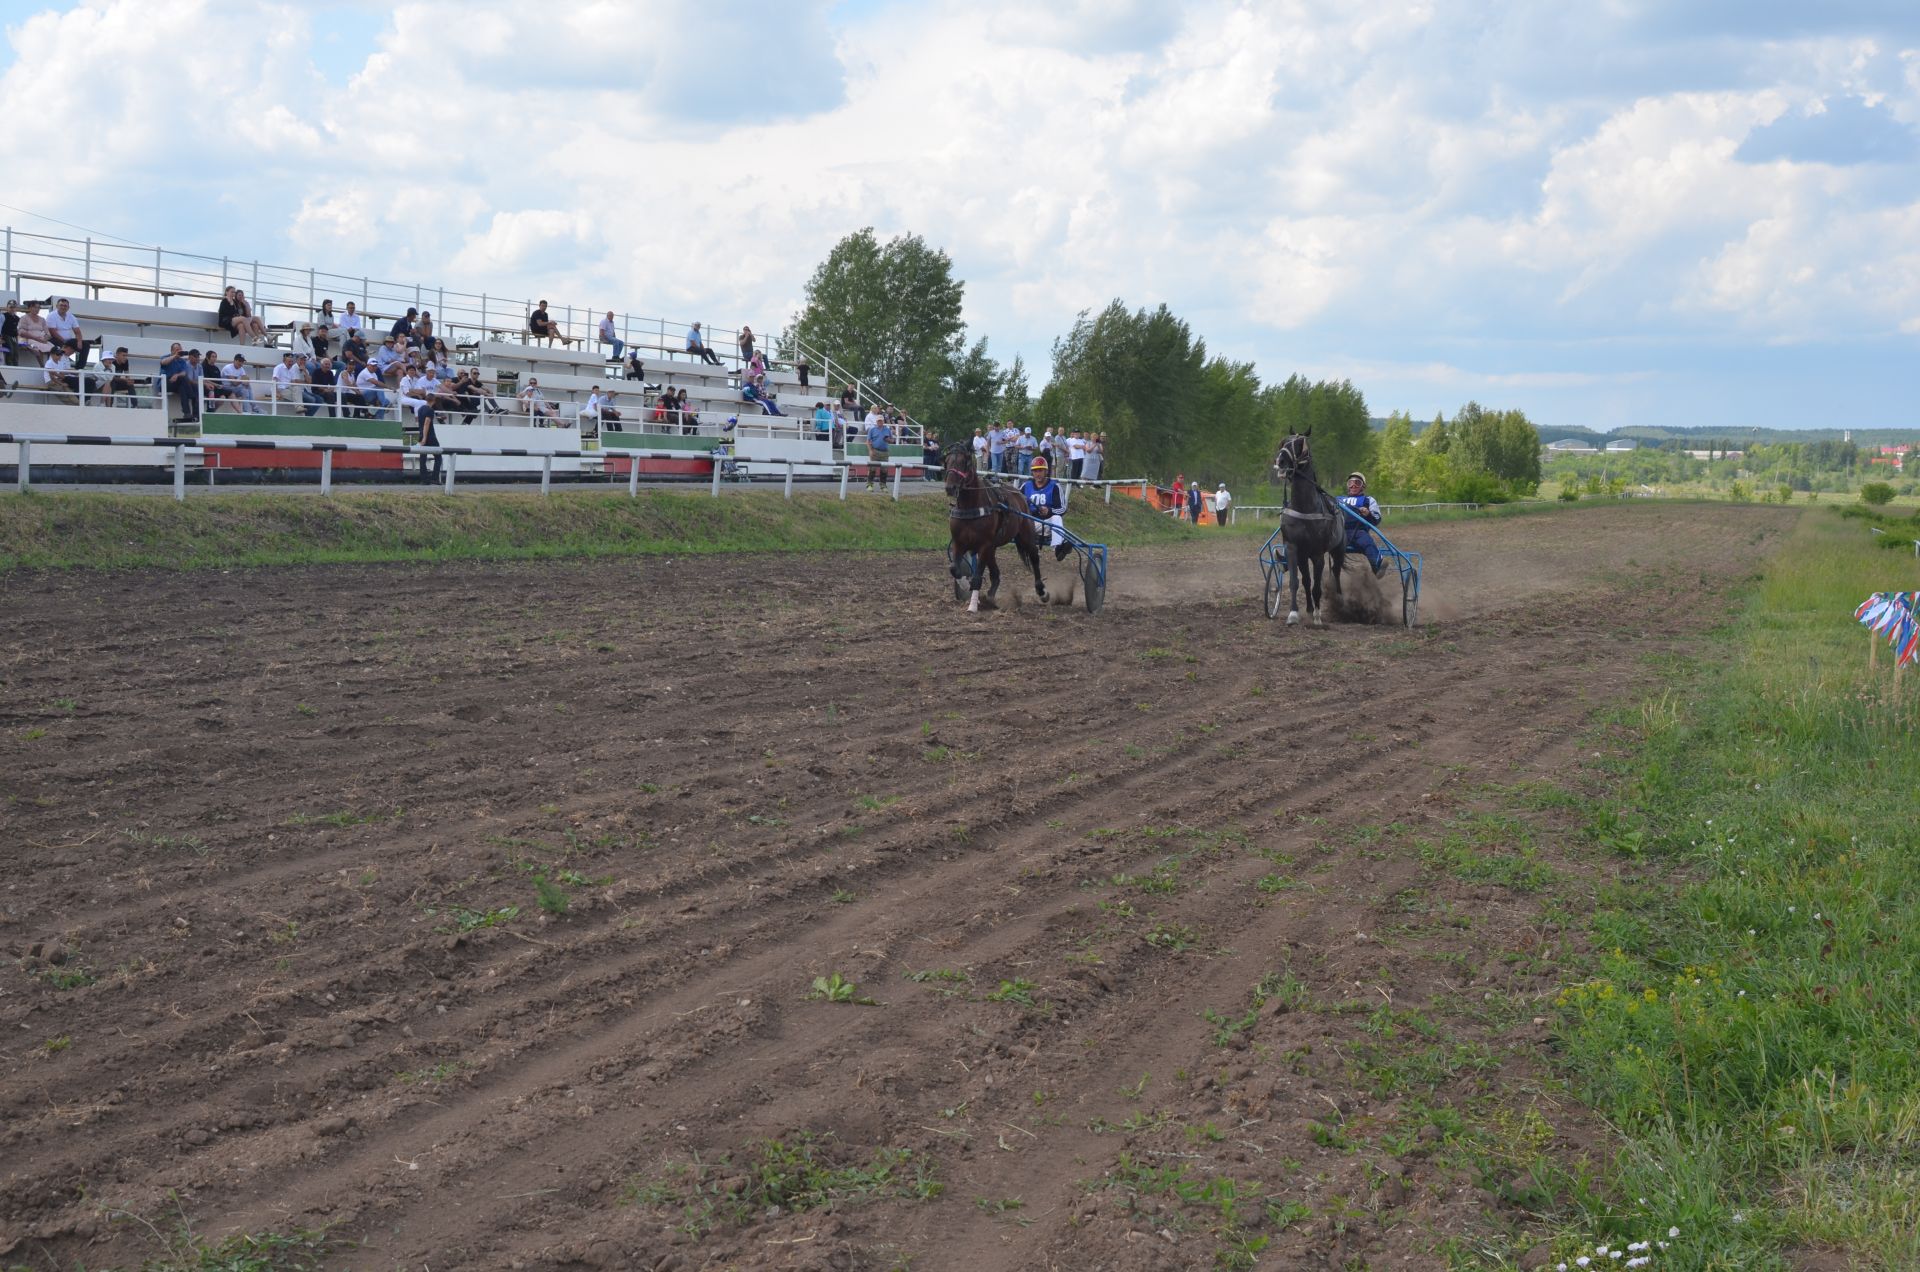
left=1604, top=440, right=1637, bottom=452
left=1545, top=439, right=1598, bottom=453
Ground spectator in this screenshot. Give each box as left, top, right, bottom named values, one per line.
left=353, top=359, right=388, bottom=415
left=599, top=389, right=624, bottom=431
left=738, top=324, right=755, bottom=368
left=795, top=353, right=810, bottom=390
left=338, top=301, right=364, bottom=340
left=838, top=383, right=859, bottom=424
left=15, top=300, right=55, bottom=364
left=197, top=349, right=232, bottom=413
left=864, top=410, right=893, bottom=491
left=95, top=346, right=138, bottom=407
left=371, top=336, right=402, bottom=383
left=686, top=321, right=722, bottom=365
left=675, top=388, right=696, bottom=432
left=529, top=300, right=574, bottom=347
left=231, top=289, right=268, bottom=344
left=416, top=310, right=435, bottom=345
left=1213, top=483, right=1232, bottom=527
left=45, top=298, right=93, bottom=368
left=987, top=422, right=1007, bottom=473
left=341, top=327, right=369, bottom=367
left=273, top=352, right=317, bottom=416
left=223, top=353, right=262, bottom=414
left=1018, top=426, right=1037, bottom=475
left=2, top=298, right=19, bottom=366
left=623, top=350, right=646, bottom=382
left=922, top=430, right=942, bottom=480
left=391, top=307, right=418, bottom=342
left=41, top=348, right=79, bottom=404
left=292, top=324, right=317, bottom=359
left=1068, top=429, right=1086, bottom=481
left=158, top=344, right=197, bottom=422
left=1171, top=473, right=1185, bottom=519
left=813, top=400, right=833, bottom=438
left=308, top=355, right=340, bottom=417
left=417, top=403, right=443, bottom=484
left=398, top=364, right=432, bottom=422
left=430, top=339, right=455, bottom=379
left=518, top=376, right=557, bottom=424
left=741, top=379, right=783, bottom=416
left=599, top=311, right=623, bottom=361
left=312, top=299, right=336, bottom=356
left=1188, top=481, right=1202, bottom=524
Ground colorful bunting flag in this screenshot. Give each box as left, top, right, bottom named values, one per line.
left=1856, top=591, right=1920, bottom=666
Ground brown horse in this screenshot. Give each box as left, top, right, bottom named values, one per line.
left=945, top=443, right=1046, bottom=612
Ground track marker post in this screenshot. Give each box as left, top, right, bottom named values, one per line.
left=711, top=459, right=722, bottom=497
left=839, top=464, right=849, bottom=500
left=443, top=451, right=456, bottom=494
left=320, top=448, right=333, bottom=497
left=541, top=455, right=552, bottom=496
left=784, top=461, right=794, bottom=499
left=891, top=463, right=901, bottom=501
left=629, top=454, right=639, bottom=497
left=16, top=439, right=29, bottom=493
left=172, top=444, right=186, bottom=501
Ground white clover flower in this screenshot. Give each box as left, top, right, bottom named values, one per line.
left=1627, top=1259, right=1650, bottom=1269
left=1577, top=1259, right=1591, bottom=1268
left=1557, top=1265, right=1568, bottom=1272
left=1628, top=1242, right=1648, bottom=1252
left=1813, top=913, right=1821, bottom=920
left=1748, top=928, right=1756, bottom=935
left=1668, top=1226, right=1681, bottom=1238
left=1788, top=906, right=1795, bottom=913
left=1610, top=1254, right=1623, bottom=1262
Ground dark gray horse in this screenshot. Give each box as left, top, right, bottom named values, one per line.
left=1269, top=431, right=1347, bottom=627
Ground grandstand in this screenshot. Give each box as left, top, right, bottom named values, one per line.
left=0, top=227, right=923, bottom=482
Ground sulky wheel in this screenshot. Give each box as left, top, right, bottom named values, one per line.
left=1263, top=560, right=1284, bottom=620
left=1081, top=555, right=1106, bottom=614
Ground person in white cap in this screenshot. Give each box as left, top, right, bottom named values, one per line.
left=1213, top=482, right=1232, bottom=527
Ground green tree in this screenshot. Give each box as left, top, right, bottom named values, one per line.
left=1373, top=412, right=1415, bottom=493
left=788, top=228, right=966, bottom=412
left=1264, top=375, right=1372, bottom=492
left=915, top=337, right=1003, bottom=437
left=996, top=354, right=1031, bottom=425
left=1860, top=482, right=1895, bottom=506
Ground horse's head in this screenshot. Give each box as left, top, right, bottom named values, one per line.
left=944, top=443, right=976, bottom=500
left=1271, top=431, right=1311, bottom=483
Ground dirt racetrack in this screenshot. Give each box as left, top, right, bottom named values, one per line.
left=2, top=502, right=1794, bottom=1271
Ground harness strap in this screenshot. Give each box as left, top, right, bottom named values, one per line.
left=1282, top=507, right=1333, bottom=521
left=949, top=506, right=994, bottom=520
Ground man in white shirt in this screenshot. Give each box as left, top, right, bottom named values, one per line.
left=1067, top=430, right=1087, bottom=480
left=271, top=352, right=309, bottom=415
left=598, top=311, right=623, bottom=362
left=398, top=368, right=431, bottom=421
left=970, top=427, right=988, bottom=469
left=519, top=377, right=555, bottom=425
left=223, top=354, right=261, bottom=413
left=45, top=299, right=93, bottom=368
left=41, top=350, right=78, bottom=403
left=353, top=362, right=387, bottom=413
left=338, top=303, right=364, bottom=336
left=1213, top=483, right=1232, bottom=528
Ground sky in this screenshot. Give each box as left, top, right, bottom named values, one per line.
left=1, top=0, right=1917, bottom=434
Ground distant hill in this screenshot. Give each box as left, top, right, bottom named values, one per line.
left=1367, top=417, right=1920, bottom=447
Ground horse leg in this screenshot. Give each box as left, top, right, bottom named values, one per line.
left=1309, top=554, right=1325, bottom=627
left=985, top=545, right=1003, bottom=599
left=1286, top=541, right=1302, bottom=625
left=967, top=539, right=987, bottom=613
left=1023, top=531, right=1048, bottom=601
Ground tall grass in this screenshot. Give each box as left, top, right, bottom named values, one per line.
left=1555, top=511, right=1920, bottom=1268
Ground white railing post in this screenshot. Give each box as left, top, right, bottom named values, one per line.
left=84, top=237, right=92, bottom=295
left=541, top=454, right=552, bottom=496
left=628, top=450, right=640, bottom=496
left=1105, top=483, right=1112, bottom=504
left=307, top=266, right=315, bottom=313
left=320, top=448, right=333, bottom=496
left=711, top=455, right=722, bottom=497
left=443, top=451, right=455, bottom=494
left=173, top=444, right=186, bottom=501
left=16, top=439, right=29, bottom=493
left=362, top=276, right=369, bottom=311
left=481, top=293, right=488, bottom=337
left=891, top=463, right=902, bottom=501
left=4, top=225, right=11, bottom=292
left=154, top=245, right=163, bottom=303
left=839, top=463, right=849, bottom=500
left=784, top=460, right=794, bottom=499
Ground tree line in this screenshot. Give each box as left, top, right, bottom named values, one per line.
left=787, top=228, right=1541, bottom=497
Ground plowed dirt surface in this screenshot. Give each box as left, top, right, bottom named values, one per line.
left=2, top=502, right=1793, bottom=1271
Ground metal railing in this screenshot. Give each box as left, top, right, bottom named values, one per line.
left=2, top=429, right=926, bottom=502
left=3, top=226, right=925, bottom=448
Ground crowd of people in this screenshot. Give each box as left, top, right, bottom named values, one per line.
left=967, top=424, right=1107, bottom=482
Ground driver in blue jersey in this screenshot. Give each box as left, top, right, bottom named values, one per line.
left=1338, top=472, right=1388, bottom=577
left=1022, top=454, right=1072, bottom=561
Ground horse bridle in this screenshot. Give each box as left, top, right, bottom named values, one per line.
left=1273, top=434, right=1308, bottom=479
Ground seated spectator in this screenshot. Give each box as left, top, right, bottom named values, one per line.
left=353, top=360, right=389, bottom=415
left=397, top=366, right=432, bottom=422
left=292, top=325, right=316, bottom=359
left=45, top=298, right=93, bottom=368
left=675, top=388, right=695, bottom=433
left=686, top=321, right=723, bottom=365
left=195, top=349, right=232, bottom=414
left=313, top=299, right=336, bottom=356
left=15, top=300, right=55, bottom=364
left=334, top=357, right=368, bottom=417
left=838, top=383, right=859, bottom=423
left=371, top=336, right=403, bottom=383
left=337, top=301, right=364, bottom=340
left=465, top=374, right=503, bottom=422
left=273, top=352, right=319, bottom=416
left=342, top=328, right=369, bottom=366
left=417, top=310, right=435, bottom=345
left=390, top=307, right=418, bottom=342
left=518, top=376, right=557, bottom=424
left=307, top=355, right=340, bottom=417
left=741, top=380, right=784, bottom=417
left=159, top=343, right=198, bottom=422
left=41, top=349, right=79, bottom=404
left=223, top=353, right=262, bottom=413
left=528, top=300, right=574, bottom=347
left=217, top=287, right=244, bottom=342
left=599, top=389, right=623, bottom=430
left=231, top=288, right=268, bottom=344
left=95, top=347, right=139, bottom=407
left=599, top=310, right=623, bottom=361
left=812, top=401, right=832, bottom=436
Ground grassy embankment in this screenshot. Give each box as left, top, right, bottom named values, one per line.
left=1545, top=508, right=1920, bottom=1267
left=0, top=488, right=1189, bottom=571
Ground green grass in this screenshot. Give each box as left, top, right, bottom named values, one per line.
left=0, top=488, right=1189, bottom=571
left=1549, top=509, right=1920, bottom=1268
left=623, top=1133, right=939, bottom=1237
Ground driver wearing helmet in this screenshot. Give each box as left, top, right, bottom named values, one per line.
left=1339, top=472, right=1388, bottom=577
left=1021, top=454, right=1072, bottom=561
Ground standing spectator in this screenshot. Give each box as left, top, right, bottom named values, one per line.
left=987, top=422, right=1007, bottom=474
left=2, top=298, right=20, bottom=366
left=231, top=289, right=268, bottom=344
left=1188, top=481, right=1202, bottom=524
left=922, top=430, right=943, bottom=480
left=1017, top=426, right=1037, bottom=476
left=159, top=343, right=196, bottom=422
left=865, top=410, right=893, bottom=491
left=686, top=321, right=722, bottom=365
left=737, top=324, right=755, bottom=368
left=795, top=353, right=810, bottom=389
left=45, top=299, right=93, bottom=368
left=971, top=427, right=988, bottom=469
left=1171, top=474, right=1186, bottom=519
left=1068, top=429, right=1086, bottom=481
left=417, top=403, right=443, bottom=485
left=598, top=310, right=623, bottom=361
left=223, top=353, right=261, bottom=414
left=1213, top=483, right=1232, bottom=527
left=15, top=300, right=54, bottom=364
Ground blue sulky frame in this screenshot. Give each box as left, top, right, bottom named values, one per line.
left=1258, top=501, right=1422, bottom=628
left=949, top=508, right=1110, bottom=614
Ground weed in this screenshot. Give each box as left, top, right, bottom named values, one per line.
left=985, top=979, right=1038, bottom=1007
left=36, top=963, right=95, bottom=991
left=623, top=1134, right=939, bottom=1237
left=534, top=876, right=570, bottom=916
left=1109, top=857, right=1183, bottom=894
left=22, top=727, right=45, bottom=740
left=922, top=745, right=951, bottom=763
left=746, top=813, right=787, bottom=827
left=854, top=793, right=900, bottom=812
left=396, top=1060, right=466, bottom=1085
left=974, top=1196, right=1024, bottom=1214
left=286, top=808, right=400, bottom=829
left=293, top=703, right=316, bottom=717
left=809, top=973, right=876, bottom=1006
left=41, top=1035, right=71, bottom=1054
left=429, top=905, right=518, bottom=933
left=831, top=888, right=857, bottom=904
left=905, top=969, right=969, bottom=984
left=1144, top=921, right=1199, bottom=952
left=123, top=829, right=210, bottom=856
